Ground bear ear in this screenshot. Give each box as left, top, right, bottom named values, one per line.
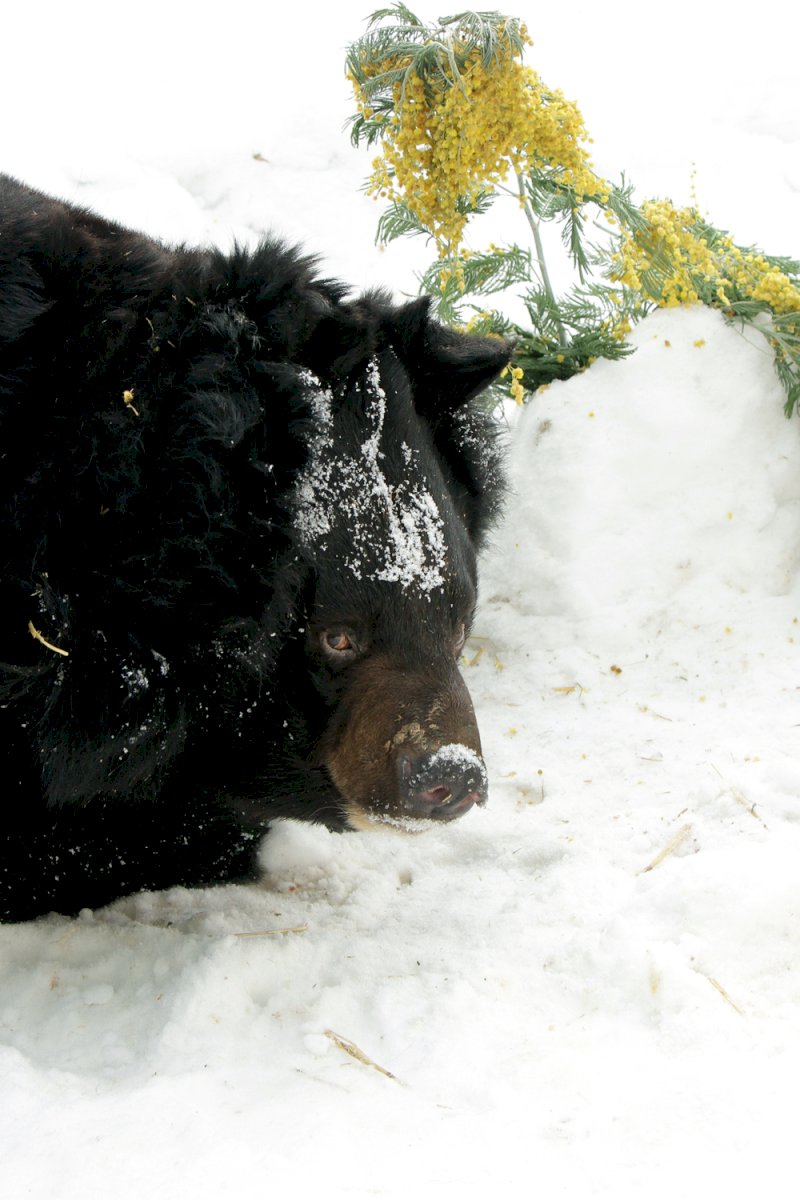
left=384, top=297, right=511, bottom=416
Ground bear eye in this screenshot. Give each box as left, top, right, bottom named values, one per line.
left=321, top=629, right=358, bottom=659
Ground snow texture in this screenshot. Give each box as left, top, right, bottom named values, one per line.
left=1, top=2, right=800, bottom=1198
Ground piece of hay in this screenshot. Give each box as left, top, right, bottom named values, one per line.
left=233, top=924, right=309, bottom=938
left=638, top=823, right=692, bottom=875
left=28, top=621, right=69, bottom=657
left=553, top=682, right=587, bottom=696
left=324, top=1029, right=398, bottom=1081
left=707, top=976, right=745, bottom=1017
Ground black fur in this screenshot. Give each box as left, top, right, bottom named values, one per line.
left=0, top=174, right=508, bottom=920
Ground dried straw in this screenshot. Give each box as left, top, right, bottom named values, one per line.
left=324, top=1030, right=398, bottom=1082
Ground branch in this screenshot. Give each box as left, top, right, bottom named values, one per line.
left=516, top=172, right=568, bottom=348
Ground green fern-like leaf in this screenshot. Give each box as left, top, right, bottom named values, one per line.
left=419, top=246, right=533, bottom=300
left=375, top=202, right=431, bottom=245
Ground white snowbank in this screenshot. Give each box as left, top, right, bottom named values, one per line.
left=2, top=2, right=800, bottom=1197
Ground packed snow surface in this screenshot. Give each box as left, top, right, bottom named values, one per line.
left=2, top=2, right=799, bottom=1197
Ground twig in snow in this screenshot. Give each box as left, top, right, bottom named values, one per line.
left=552, top=682, right=587, bottom=697
left=711, top=765, right=768, bottom=829
left=233, top=924, right=309, bottom=938
left=707, top=976, right=745, bottom=1017
left=639, top=705, right=673, bottom=722
left=324, top=1030, right=399, bottom=1082
left=638, top=824, right=692, bottom=874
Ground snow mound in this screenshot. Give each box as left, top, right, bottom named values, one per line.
left=485, top=307, right=800, bottom=625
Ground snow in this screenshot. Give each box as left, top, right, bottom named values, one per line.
left=415, top=741, right=486, bottom=780
left=293, top=359, right=448, bottom=591
left=2, top=2, right=800, bottom=1197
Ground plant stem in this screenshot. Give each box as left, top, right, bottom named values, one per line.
left=516, top=171, right=568, bottom=348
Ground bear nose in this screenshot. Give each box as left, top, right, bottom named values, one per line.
left=399, top=747, right=488, bottom=822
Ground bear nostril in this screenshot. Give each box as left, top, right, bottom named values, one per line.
left=416, top=784, right=453, bottom=807
left=398, top=746, right=488, bottom=822
left=406, top=782, right=480, bottom=820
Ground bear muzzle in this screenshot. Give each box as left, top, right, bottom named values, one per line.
left=319, top=653, right=488, bottom=831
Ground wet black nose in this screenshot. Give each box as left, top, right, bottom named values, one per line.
left=399, top=746, right=488, bottom=821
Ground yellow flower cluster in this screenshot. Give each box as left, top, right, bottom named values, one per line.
left=735, top=255, right=800, bottom=314
left=500, top=363, right=526, bottom=404
left=610, top=200, right=717, bottom=305
left=611, top=199, right=800, bottom=315
left=352, top=35, right=601, bottom=258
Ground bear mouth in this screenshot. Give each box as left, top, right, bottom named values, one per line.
left=343, top=784, right=484, bottom=833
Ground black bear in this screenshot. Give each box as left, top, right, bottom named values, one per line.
left=0, top=174, right=509, bottom=921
